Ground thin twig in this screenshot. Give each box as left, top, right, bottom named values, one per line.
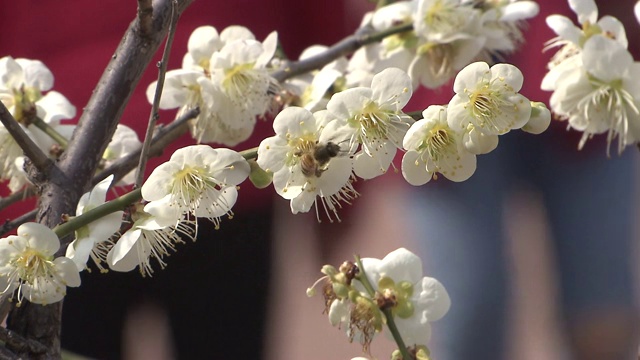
left=0, top=327, right=47, bottom=355
left=271, top=23, right=413, bottom=82
left=0, top=187, right=35, bottom=212
left=0, top=210, right=37, bottom=236
left=137, top=0, right=153, bottom=37
left=0, top=102, right=52, bottom=176
left=135, top=0, right=180, bottom=188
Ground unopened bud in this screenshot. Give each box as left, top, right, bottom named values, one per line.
left=248, top=160, right=272, bottom=189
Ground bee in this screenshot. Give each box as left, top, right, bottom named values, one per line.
left=296, top=141, right=342, bottom=178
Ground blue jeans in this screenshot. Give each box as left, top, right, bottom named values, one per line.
left=407, top=128, right=638, bottom=359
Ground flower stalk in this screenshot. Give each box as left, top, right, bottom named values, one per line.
left=53, top=188, right=141, bottom=239
left=355, top=255, right=412, bottom=360
left=30, top=116, right=69, bottom=149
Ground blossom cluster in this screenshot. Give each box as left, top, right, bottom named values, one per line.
left=0, top=57, right=142, bottom=194
left=357, top=0, right=540, bottom=89
left=543, top=0, right=640, bottom=154
left=147, top=26, right=278, bottom=146
left=307, top=248, right=450, bottom=358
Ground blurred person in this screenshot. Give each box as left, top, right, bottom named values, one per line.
left=407, top=1, right=640, bottom=359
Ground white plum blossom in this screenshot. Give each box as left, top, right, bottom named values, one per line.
left=65, top=175, right=123, bottom=272
left=0, top=222, right=80, bottom=305
left=281, top=45, right=347, bottom=112
left=548, top=36, right=640, bottom=153
left=409, top=0, right=486, bottom=89
left=107, top=203, right=193, bottom=277
left=448, top=62, right=531, bottom=136
left=102, top=124, right=142, bottom=186
left=542, top=0, right=627, bottom=92
left=257, top=107, right=356, bottom=221
left=360, top=248, right=450, bottom=347
left=148, top=26, right=278, bottom=146
left=181, top=25, right=255, bottom=72
left=146, top=69, right=222, bottom=143
left=349, top=2, right=416, bottom=87
left=326, top=68, right=414, bottom=179
left=476, top=1, right=540, bottom=59
left=0, top=56, right=76, bottom=191
left=402, top=105, right=476, bottom=185
left=141, top=145, right=250, bottom=228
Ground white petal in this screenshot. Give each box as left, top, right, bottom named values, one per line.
left=326, top=87, right=373, bottom=120
left=569, top=0, right=598, bottom=24
left=453, top=62, right=490, bottom=95
left=187, top=26, right=221, bottom=64
left=15, top=58, right=54, bottom=91
left=415, top=277, right=451, bottom=322
left=378, top=248, right=423, bottom=284
left=490, top=63, right=524, bottom=92
left=546, top=15, right=581, bottom=44
left=220, top=25, right=255, bottom=43
left=36, top=91, right=76, bottom=123
left=256, top=31, right=278, bottom=68
left=371, top=68, right=412, bottom=110
left=141, top=161, right=181, bottom=201
left=273, top=107, right=317, bottom=138
left=353, top=143, right=395, bottom=180
left=500, top=1, right=539, bottom=21
left=17, top=222, right=59, bottom=256
left=65, top=238, right=93, bottom=272
left=401, top=151, right=431, bottom=186
left=54, top=257, right=81, bottom=287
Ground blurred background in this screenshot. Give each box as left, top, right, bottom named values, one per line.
left=1, top=0, right=639, bottom=359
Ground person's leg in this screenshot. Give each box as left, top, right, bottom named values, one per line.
left=537, top=141, right=640, bottom=360
left=407, top=148, right=511, bottom=360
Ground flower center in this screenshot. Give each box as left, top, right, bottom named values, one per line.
left=423, top=0, right=467, bottom=35
left=10, top=86, right=41, bottom=123
left=377, top=276, right=414, bottom=319
left=421, top=125, right=456, bottom=162
left=172, top=165, right=219, bottom=206
left=11, top=248, right=53, bottom=284
left=351, top=101, right=391, bottom=142
left=222, top=63, right=258, bottom=99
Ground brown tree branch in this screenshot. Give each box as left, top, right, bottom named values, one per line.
left=0, top=326, right=47, bottom=355
left=135, top=0, right=180, bottom=187
left=137, top=0, right=154, bottom=37
left=271, top=22, right=413, bottom=82
left=0, top=102, right=53, bottom=176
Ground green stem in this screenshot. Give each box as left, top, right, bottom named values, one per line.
left=239, top=147, right=258, bottom=161
left=355, top=255, right=412, bottom=360
left=354, top=255, right=377, bottom=297
left=30, top=116, right=69, bottom=149
left=53, top=188, right=141, bottom=238
left=383, top=308, right=412, bottom=360
left=53, top=146, right=257, bottom=240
